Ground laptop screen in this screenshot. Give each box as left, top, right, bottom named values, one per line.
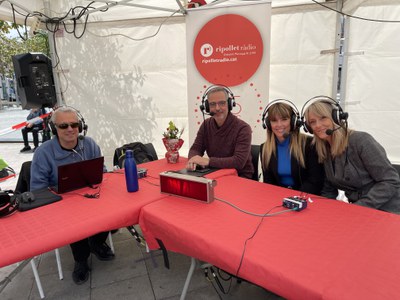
left=56, top=156, right=104, bottom=193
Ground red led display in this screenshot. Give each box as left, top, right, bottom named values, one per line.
left=160, top=174, right=214, bottom=203
left=160, top=176, right=208, bottom=202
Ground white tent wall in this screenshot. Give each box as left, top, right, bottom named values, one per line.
left=4, top=0, right=400, bottom=166
left=344, top=1, right=400, bottom=164
left=55, top=17, right=188, bottom=168
left=270, top=5, right=337, bottom=104
left=52, top=2, right=339, bottom=170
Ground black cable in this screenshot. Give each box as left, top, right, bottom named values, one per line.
left=235, top=205, right=290, bottom=278
left=204, top=267, right=224, bottom=299
left=311, top=0, right=400, bottom=23
left=11, top=4, right=27, bottom=40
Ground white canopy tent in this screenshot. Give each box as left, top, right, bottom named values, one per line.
left=1, top=0, right=399, bottom=168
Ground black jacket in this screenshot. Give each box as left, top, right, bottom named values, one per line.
left=260, top=136, right=325, bottom=195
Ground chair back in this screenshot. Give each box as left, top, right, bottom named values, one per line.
left=15, top=161, right=32, bottom=193
left=251, top=145, right=260, bottom=181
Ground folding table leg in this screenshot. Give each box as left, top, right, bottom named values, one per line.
left=55, top=249, right=64, bottom=280
left=108, top=232, right=115, bottom=253
left=180, top=257, right=197, bottom=300
left=30, top=259, right=45, bottom=299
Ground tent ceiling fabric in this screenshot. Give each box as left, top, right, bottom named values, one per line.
left=1, top=1, right=341, bottom=24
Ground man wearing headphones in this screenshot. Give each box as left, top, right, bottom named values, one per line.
left=187, top=85, right=254, bottom=178
left=30, top=106, right=114, bottom=285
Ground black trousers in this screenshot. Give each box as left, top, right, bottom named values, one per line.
left=21, top=125, right=42, bottom=147
left=70, top=231, right=109, bottom=262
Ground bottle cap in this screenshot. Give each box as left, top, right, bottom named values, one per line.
left=125, top=149, right=133, bottom=158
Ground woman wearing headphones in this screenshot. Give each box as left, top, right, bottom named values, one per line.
left=261, top=100, right=324, bottom=195
left=302, top=97, right=400, bottom=214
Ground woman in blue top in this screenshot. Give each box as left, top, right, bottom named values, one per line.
left=260, top=100, right=324, bottom=195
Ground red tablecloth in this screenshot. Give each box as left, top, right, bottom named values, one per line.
left=0, top=158, right=237, bottom=268
left=0, top=158, right=186, bottom=268
left=139, top=175, right=400, bottom=300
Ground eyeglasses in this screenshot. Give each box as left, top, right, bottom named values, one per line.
left=56, top=122, right=80, bottom=129
left=208, top=101, right=227, bottom=108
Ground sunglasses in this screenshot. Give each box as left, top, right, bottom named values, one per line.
left=56, top=122, right=80, bottom=129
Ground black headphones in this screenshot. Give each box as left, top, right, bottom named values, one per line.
left=262, top=99, right=302, bottom=132
left=200, top=85, right=236, bottom=114
left=0, top=190, right=18, bottom=218
left=301, top=96, right=349, bottom=134
left=49, top=106, right=88, bottom=136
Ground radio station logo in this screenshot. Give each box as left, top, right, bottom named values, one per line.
left=194, top=14, right=263, bottom=86
left=200, top=43, right=213, bottom=57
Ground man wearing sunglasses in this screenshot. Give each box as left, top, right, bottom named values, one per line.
left=30, top=106, right=114, bottom=285
left=187, top=86, right=254, bottom=178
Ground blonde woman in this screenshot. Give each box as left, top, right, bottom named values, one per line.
left=261, top=100, right=324, bottom=195
left=302, top=96, right=400, bottom=214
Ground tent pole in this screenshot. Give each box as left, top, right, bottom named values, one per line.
left=43, top=0, right=63, bottom=105
left=339, top=14, right=350, bottom=106
left=332, top=0, right=343, bottom=101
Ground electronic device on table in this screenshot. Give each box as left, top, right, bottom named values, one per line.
left=53, top=157, right=104, bottom=193
left=282, top=196, right=307, bottom=211
left=174, top=166, right=218, bottom=177
left=159, top=171, right=217, bottom=203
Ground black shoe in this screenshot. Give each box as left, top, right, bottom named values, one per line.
left=91, top=242, right=115, bottom=261
left=20, top=146, right=31, bottom=153
left=72, top=261, right=90, bottom=285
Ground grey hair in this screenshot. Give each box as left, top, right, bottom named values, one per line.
left=206, top=86, right=229, bottom=101
left=50, top=106, right=79, bottom=124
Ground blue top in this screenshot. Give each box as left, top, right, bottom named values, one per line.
left=30, top=136, right=103, bottom=191
left=277, top=137, right=294, bottom=188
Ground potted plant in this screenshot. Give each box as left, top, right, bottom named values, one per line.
left=162, top=121, right=184, bottom=163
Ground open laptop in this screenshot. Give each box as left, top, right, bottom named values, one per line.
left=54, top=156, right=104, bottom=193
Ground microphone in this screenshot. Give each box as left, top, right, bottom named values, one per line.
left=326, top=126, right=342, bottom=135
left=209, top=112, right=215, bottom=116
left=72, top=149, right=84, bottom=161
left=283, top=132, right=290, bottom=139
left=72, top=137, right=86, bottom=161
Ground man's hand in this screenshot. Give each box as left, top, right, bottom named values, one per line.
left=186, top=155, right=210, bottom=171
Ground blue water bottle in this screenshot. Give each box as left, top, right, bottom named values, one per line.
left=124, top=150, right=139, bottom=192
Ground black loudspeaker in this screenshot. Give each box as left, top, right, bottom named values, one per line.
left=200, top=85, right=236, bottom=114
left=12, top=52, right=57, bottom=109
left=262, top=99, right=302, bottom=132
left=301, top=96, right=349, bottom=134
left=49, top=106, right=87, bottom=136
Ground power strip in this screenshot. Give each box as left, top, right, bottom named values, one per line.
left=282, top=196, right=307, bottom=211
